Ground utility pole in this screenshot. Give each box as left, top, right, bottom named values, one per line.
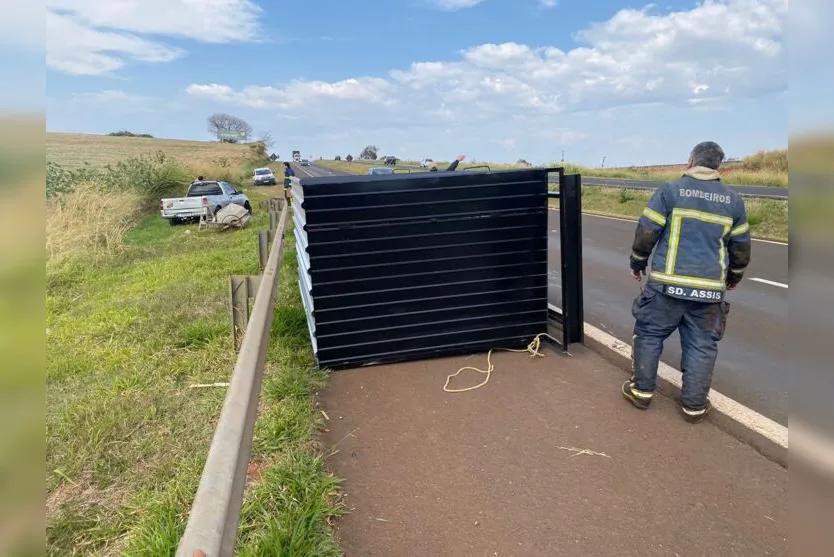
left=600, top=155, right=606, bottom=168
left=561, top=149, right=565, bottom=163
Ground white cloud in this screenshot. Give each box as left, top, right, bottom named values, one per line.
left=427, top=0, right=485, bottom=10
left=187, top=77, right=393, bottom=109
left=47, top=12, right=185, bottom=75
left=540, top=0, right=559, bottom=8
left=190, top=0, right=785, bottom=120
left=46, top=0, right=263, bottom=75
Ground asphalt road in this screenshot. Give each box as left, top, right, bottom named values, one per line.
left=548, top=212, right=789, bottom=425
left=336, top=159, right=788, bottom=199
left=302, top=161, right=789, bottom=425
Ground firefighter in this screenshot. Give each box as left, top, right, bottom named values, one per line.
left=428, top=154, right=466, bottom=171
left=283, top=162, right=294, bottom=205
left=622, top=141, right=752, bottom=423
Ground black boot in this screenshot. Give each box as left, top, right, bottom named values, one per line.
left=622, top=379, right=654, bottom=410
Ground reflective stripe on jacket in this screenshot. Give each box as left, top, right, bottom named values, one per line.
left=629, top=167, right=752, bottom=302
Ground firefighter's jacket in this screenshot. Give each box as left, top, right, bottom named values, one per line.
left=629, top=166, right=752, bottom=302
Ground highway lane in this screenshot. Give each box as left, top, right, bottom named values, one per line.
left=547, top=212, right=789, bottom=425
left=291, top=162, right=343, bottom=178
left=331, top=160, right=788, bottom=199
left=304, top=161, right=789, bottom=424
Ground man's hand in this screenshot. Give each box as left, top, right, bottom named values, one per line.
left=726, top=281, right=738, bottom=291
left=456, top=154, right=466, bottom=162
left=630, top=268, right=643, bottom=282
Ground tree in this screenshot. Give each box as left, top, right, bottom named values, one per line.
left=258, top=130, right=275, bottom=149
left=517, top=158, right=531, bottom=166
left=346, top=154, right=353, bottom=162
left=360, top=145, right=379, bottom=160
left=207, top=113, right=252, bottom=143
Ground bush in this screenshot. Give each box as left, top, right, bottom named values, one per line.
left=100, top=151, right=191, bottom=206
left=46, top=162, right=101, bottom=199
left=618, top=189, right=636, bottom=204
left=47, top=151, right=191, bottom=208
left=107, top=130, right=154, bottom=138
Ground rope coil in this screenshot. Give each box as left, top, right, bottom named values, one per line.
left=443, top=332, right=561, bottom=393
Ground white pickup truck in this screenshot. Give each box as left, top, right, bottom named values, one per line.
left=160, top=180, right=252, bottom=225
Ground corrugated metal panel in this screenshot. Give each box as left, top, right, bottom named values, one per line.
left=293, top=168, right=551, bottom=370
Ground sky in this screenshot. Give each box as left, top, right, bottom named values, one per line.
left=27, top=0, right=808, bottom=166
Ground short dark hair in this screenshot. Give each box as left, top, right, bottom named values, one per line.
left=689, top=141, right=725, bottom=170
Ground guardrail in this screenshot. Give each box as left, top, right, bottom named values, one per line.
left=176, top=199, right=289, bottom=557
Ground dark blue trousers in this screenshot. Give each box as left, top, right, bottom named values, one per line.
left=631, top=286, right=730, bottom=409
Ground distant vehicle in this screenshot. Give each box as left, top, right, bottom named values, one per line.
left=300, top=159, right=311, bottom=166
left=252, top=167, right=277, bottom=186
left=420, top=158, right=434, bottom=168
left=160, top=180, right=251, bottom=225
left=335, top=155, right=341, bottom=161
left=368, top=167, right=395, bottom=176
left=292, top=150, right=301, bottom=162
left=383, top=156, right=397, bottom=166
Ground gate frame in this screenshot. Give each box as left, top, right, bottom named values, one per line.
left=547, top=169, right=585, bottom=350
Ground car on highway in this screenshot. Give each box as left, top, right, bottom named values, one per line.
left=383, top=156, right=397, bottom=166
left=160, top=180, right=251, bottom=225
left=252, top=167, right=277, bottom=186
left=300, top=159, right=311, bottom=166
left=335, top=155, right=341, bottom=161
left=368, top=167, right=395, bottom=176
left=419, top=158, right=434, bottom=168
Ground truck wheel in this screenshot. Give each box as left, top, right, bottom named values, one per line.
left=168, top=218, right=179, bottom=226
left=244, top=201, right=252, bottom=214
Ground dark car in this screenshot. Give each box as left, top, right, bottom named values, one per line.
left=335, top=155, right=341, bottom=161
left=383, top=156, right=397, bottom=166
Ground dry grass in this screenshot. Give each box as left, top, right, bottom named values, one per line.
left=46, top=184, right=143, bottom=262
left=47, top=132, right=263, bottom=171
left=549, top=186, right=788, bottom=242
left=743, top=149, right=788, bottom=173
left=559, top=163, right=788, bottom=188
left=322, top=156, right=788, bottom=187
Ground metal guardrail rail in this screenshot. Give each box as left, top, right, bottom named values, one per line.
left=176, top=201, right=289, bottom=557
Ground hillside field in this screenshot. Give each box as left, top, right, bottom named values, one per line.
left=46, top=132, right=263, bottom=170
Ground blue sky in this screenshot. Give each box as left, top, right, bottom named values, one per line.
left=39, top=0, right=795, bottom=166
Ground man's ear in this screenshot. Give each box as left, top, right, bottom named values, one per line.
left=686, top=157, right=694, bottom=169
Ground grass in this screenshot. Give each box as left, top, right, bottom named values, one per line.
left=548, top=186, right=788, bottom=242
left=560, top=162, right=788, bottom=188
left=314, top=160, right=788, bottom=242
left=46, top=138, right=344, bottom=555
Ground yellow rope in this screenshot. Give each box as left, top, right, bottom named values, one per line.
left=443, top=332, right=562, bottom=393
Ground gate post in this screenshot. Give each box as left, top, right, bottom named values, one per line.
left=558, top=172, right=585, bottom=346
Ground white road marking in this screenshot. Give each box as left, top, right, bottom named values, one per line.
left=546, top=209, right=789, bottom=246
left=294, top=164, right=315, bottom=178
left=547, top=303, right=788, bottom=451
left=750, top=277, right=788, bottom=289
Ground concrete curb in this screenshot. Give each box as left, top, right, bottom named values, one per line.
left=549, top=303, right=789, bottom=467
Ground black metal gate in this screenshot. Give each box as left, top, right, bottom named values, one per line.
left=293, top=166, right=582, bottom=370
